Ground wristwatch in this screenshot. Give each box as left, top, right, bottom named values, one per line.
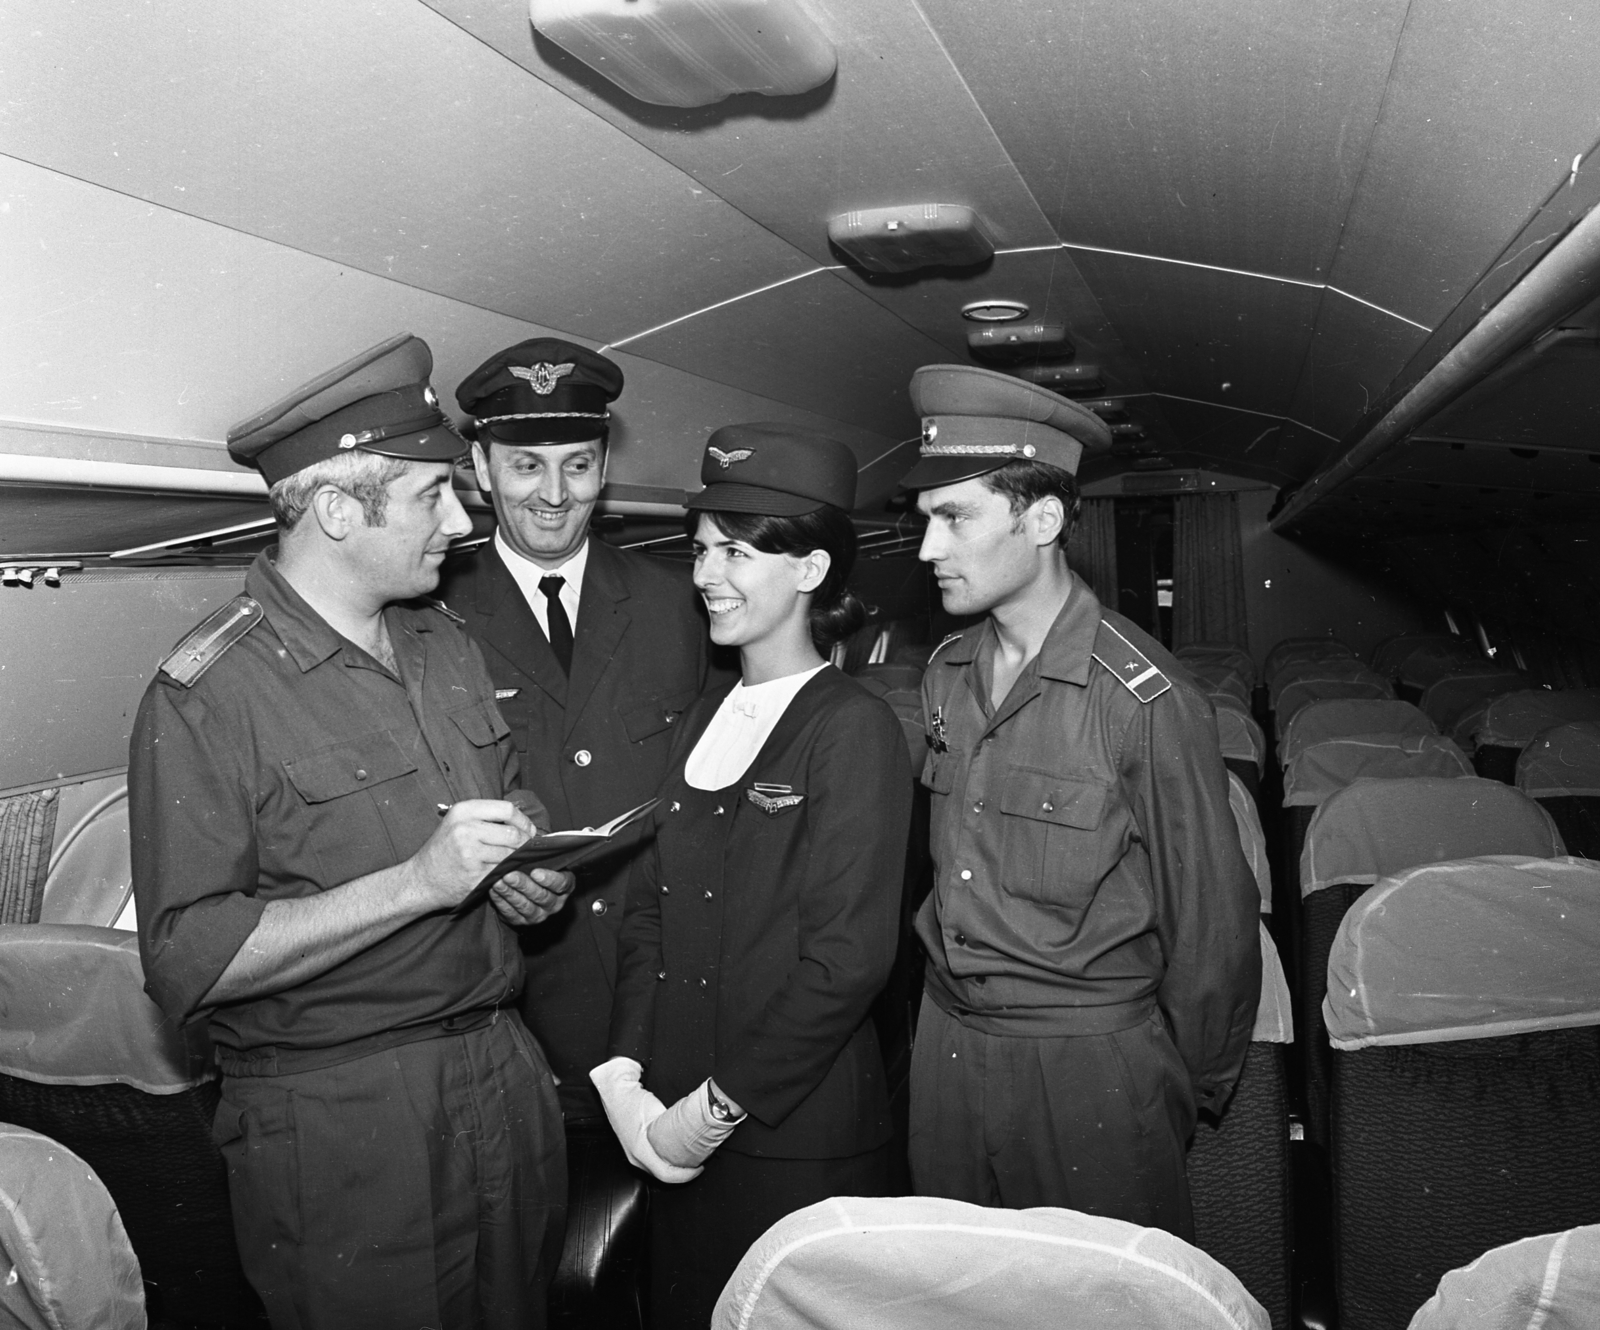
left=707, top=1081, right=740, bottom=1123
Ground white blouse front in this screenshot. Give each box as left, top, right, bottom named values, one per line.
left=683, top=664, right=827, bottom=791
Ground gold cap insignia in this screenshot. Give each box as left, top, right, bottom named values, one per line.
left=509, top=362, right=578, bottom=396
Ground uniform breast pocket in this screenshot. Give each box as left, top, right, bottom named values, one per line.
left=997, top=767, right=1113, bottom=908
left=282, top=733, right=419, bottom=885
left=622, top=687, right=699, bottom=746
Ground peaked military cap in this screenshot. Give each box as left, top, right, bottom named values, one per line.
left=898, top=363, right=1113, bottom=490
left=685, top=423, right=857, bottom=517
left=226, top=333, right=464, bottom=487
left=455, top=338, right=624, bottom=445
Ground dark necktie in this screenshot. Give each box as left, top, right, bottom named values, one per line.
left=538, top=575, right=574, bottom=676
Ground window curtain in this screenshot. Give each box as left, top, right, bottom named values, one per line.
left=1068, top=499, right=1118, bottom=608
left=1173, top=492, right=1248, bottom=650
left=0, top=788, right=58, bottom=924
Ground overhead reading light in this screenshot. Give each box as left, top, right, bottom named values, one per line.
left=530, top=0, right=837, bottom=108
left=1078, top=398, right=1129, bottom=422
left=961, top=300, right=1029, bottom=323
left=828, top=204, right=995, bottom=274
left=968, top=323, right=1073, bottom=363
left=1013, top=362, right=1104, bottom=395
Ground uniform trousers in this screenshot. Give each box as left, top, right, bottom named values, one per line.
left=908, top=994, right=1195, bottom=1239
left=649, top=1142, right=896, bottom=1330
left=213, top=1015, right=566, bottom=1330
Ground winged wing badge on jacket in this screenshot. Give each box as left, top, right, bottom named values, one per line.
left=509, top=362, right=577, bottom=396
left=747, top=782, right=805, bottom=814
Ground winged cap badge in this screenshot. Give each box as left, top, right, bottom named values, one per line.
left=509, top=362, right=577, bottom=396
left=708, top=446, right=754, bottom=469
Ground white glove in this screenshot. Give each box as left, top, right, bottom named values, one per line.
left=646, top=1079, right=744, bottom=1169
left=589, top=1057, right=703, bottom=1184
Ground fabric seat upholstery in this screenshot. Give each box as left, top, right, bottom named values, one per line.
left=1517, top=720, right=1600, bottom=858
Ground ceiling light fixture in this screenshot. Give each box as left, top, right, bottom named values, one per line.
left=828, top=204, right=996, bottom=274
left=961, top=300, right=1030, bottom=323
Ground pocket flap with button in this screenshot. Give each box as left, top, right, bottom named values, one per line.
left=623, top=687, right=698, bottom=743
left=283, top=732, right=418, bottom=803
left=999, top=768, right=1108, bottom=828
left=922, top=748, right=960, bottom=794
left=449, top=698, right=512, bottom=748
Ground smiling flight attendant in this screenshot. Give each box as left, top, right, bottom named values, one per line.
left=592, top=425, right=913, bottom=1330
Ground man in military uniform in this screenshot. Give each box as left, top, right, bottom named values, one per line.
left=130, top=334, right=573, bottom=1329
left=439, top=340, right=723, bottom=1312
left=899, top=363, right=1260, bottom=1238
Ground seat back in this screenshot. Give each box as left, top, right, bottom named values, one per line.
left=1279, top=699, right=1434, bottom=767
left=1213, top=695, right=1266, bottom=775
left=1282, top=736, right=1470, bottom=810
left=1274, top=676, right=1394, bottom=742
left=0, top=1124, right=145, bottom=1330
left=39, top=774, right=135, bottom=929
left=1395, top=639, right=1487, bottom=692
left=0, top=925, right=264, bottom=1327
left=713, top=1195, right=1269, bottom=1330
left=1266, top=656, right=1376, bottom=709
left=1188, top=923, right=1292, bottom=1330
left=1176, top=643, right=1256, bottom=689
left=1417, top=670, right=1527, bottom=730
left=1295, top=779, right=1560, bottom=1146
left=1477, top=688, right=1600, bottom=751
left=1265, top=637, right=1355, bottom=679
left=1518, top=722, right=1600, bottom=858
left=1407, top=1224, right=1600, bottom=1330
left=1325, top=858, right=1600, bottom=1330
left=1369, top=633, right=1459, bottom=681
left=1188, top=659, right=1253, bottom=707
left=1227, top=772, right=1271, bottom=914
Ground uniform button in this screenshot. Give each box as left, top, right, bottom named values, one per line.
left=354, top=769, right=368, bottom=781
left=955, top=931, right=967, bottom=946
left=656, top=970, right=666, bottom=981
left=573, top=749, right=592, bottom=767
left=699, top=978, right=708, bottom=989
left=713, top=805, right=725, bottom=816
left=670, top=801, right=681, bottom=813
left=660, top=884, right=670, bottom=896
left=665, top=710, right=678, bottom=724
left=704, top=890, right=713, bottom=901
left=1042, top=801, right=1054, bottom=812
left=959, top=869, right=972, bottom=881
left=972, top=801, right=984, bottom=813
left=590, top=899, right=608, bottom=916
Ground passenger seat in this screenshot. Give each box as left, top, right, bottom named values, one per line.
left=1517, top=720, right=1600, bottom=858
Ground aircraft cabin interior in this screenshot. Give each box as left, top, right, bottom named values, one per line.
left=2, top=3, right=1599, bottom=1329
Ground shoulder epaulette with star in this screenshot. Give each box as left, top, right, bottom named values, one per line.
left=158, top=595, right=263, bottom=687
left=1091, top=619, right=1172, bottom=703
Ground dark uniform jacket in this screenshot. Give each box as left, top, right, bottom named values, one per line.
left=916, top=583, right=1260, bottom=1115
left=609, top=667, right=913, bottom=1158
left=438, top=536, right=717, bottom=1114
left=129, top=553, right=533, bottom=1072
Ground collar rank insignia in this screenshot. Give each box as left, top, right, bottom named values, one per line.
left=495, top=688, right=521, bottom=701
left=708, top=446, right=754, bottom=469
left=509, top=361, right=577, bottom=396
left=747, top=782, right=804, bottom=814
left=929, top=705, right=949, bottom=754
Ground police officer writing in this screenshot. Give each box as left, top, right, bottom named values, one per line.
left=899, top=364, right=1260, bottom=1238
left=593, top=426, right=912, bottom=1330
left=442, top=339, right=722, bottom=1138
left=129, top=334, right=573, bottom=1330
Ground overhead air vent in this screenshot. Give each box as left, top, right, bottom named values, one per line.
left=827, top=205, right=995, bottom=274
left=968, top=323, right=1073, bottom=363
left=961, top=300, right=1029, bottom=323
left=1013, top=362, right=1104, bottom=396
left=1078, top=398, right=1129, bottom=422
left=530, top=0, right=837, bottom=108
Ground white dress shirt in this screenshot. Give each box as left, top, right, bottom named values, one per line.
left=684, top=664, right=827, bottom=791
left=495, top=530, right=588, bottom=643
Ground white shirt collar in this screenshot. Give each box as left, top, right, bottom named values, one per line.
left=684, top=664, right=828, bottom=791
left=495, top=530, right=589, bottom=636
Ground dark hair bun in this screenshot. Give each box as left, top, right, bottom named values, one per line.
left=811, top=588, right=867, bottom=652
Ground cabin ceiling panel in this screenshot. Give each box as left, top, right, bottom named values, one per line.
left=0, top=0, right=815, bottom=342
left=1285, top=295, right=1432, bottom=441
left=420, top=0, right=1059, bottom=259
left=611, top=271, right=942, bottom=446
left=1324, top=2, right=1600, bottom=330
left=1418, top=336, right=1600, bottom=450
left=0, top=157, right=894, bottom=496
left=915, top=0, right=1406, bottom=283
left=1064, top=251, right=1322, bottom=419
left=1120, top=400, right=1333, bottom=488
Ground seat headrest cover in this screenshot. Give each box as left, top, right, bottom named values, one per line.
left=1267, top=655, right=1375, bottom=704
left=1174, top=643, right=1256, bottom=688
left=1228, top=772, right=1271, bottom=912
left=1188, top=659, right=1253, bottom=707
left=1397, top=639, right=1490, bottom=689
left=1418, top=671, right=1527, bottom=728
left=1213, top=699, right=1265, bottom=769
left=1370, top=633, right=1458, bottom=679
left=1300, top=777, right=1562, bottom=898
left=1254, top=922, right=1293, bottom=1044
left=712, top=1195, right=1269, bottom=1330
left=1323, top=856, right=1600, bottom=1050
left=1264, top=637, right=1354, bottom=678
left=1406, top=1223, right=1600, bottom=1330
left=1518, top=721, right=1600, bottom=798
left=1478, top=689, right=1600, bottom=750
left=1275, top=677, right=1394, bottom=742
left=1280, top=698, right=1436, bottom=766
left=0, top=925, right=212, bottom=1093
left=1282, top=734, right=1470, bottom=809
left=0, top=1126, right=145, bottom=1330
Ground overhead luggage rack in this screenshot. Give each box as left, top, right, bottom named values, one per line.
left=1324, top=856, right=1600, bottom=1329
